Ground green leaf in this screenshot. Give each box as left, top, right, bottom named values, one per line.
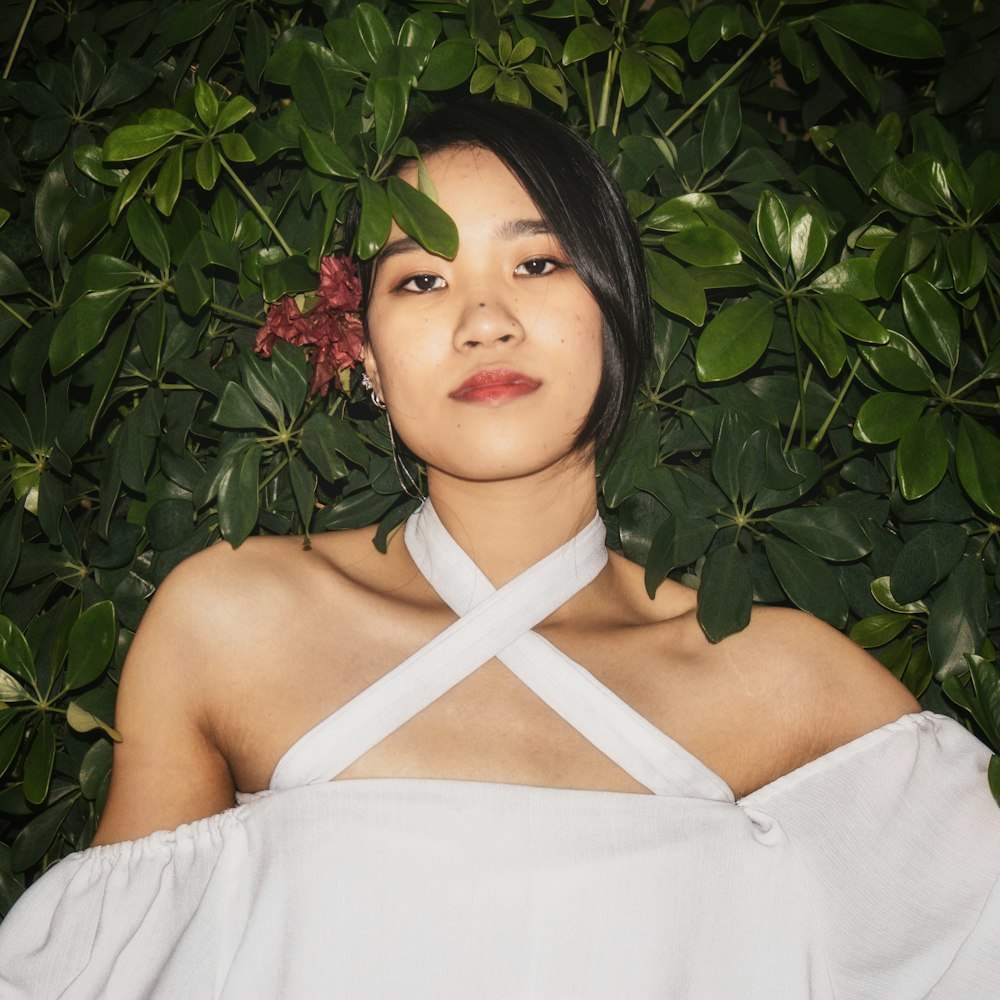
left=109, top=151, right=166, bottom=224
left=814, top=23, right=878, bottom=110
left=374, top=77, right=409, bottom=156
left=696, top=296, right=774, bottom=382
left=764, top=536, right=848, bottom=627
left=217, top=442, right=262, bottom=546
left=789, top=205, right=827, bottom=280
left=831, top=121, right=895, bottom=193
left=874, top=219, right=939, bottom=300
left=890, top=523, right=967, bottom=604
left=11, top=795, right=75, bottom=872
left=642, top=8, right=689, bottom=44
left=300, top=128, right=359, bottom=179
left=619, top=48, right=651, bottom=107
left=947, top=230, right=988, bottom=296
left=49, top=288, right=132, bottom=375
left=386, top=176, right=458, bottom=259
left=126, top=199, right=170, bottom=271
left=521, top=63, right=568, bottom=109
left=644, top=515, right=717, bottom=597
left=814, top=4, right=943, bottom=59
left=356, top=176, right=393, bottom=260
left=211, top=382, right=271, bottom=430
left=419, top=38, right=477, bottom=91
left=853, top=392, right=926, bottom=444
left=850, top=613, right=911, bottom=648
left=701, top=87, right=740, bottom=173
left=23, top=718, right=55, bottom=805
left=562, top=24, right=613, bottom=63
left=216, top=133, right=254, bottom=163
left=817, top=293, right=888, bottom=344
left=154, top=146, right=184, bottom=215
left=193, top=76, right=219, bottom=128
left=0, top=716, right=26, bottom=778
left=103, top=111, right=194, bottom=160
left=645, top=251, right=706, bottom=325
left=956, top=417, right=1000, bottom=518
left=301, top=413, right=350, bottom=483
left=796, top=299, right=846, bottom=377
left=927, top=557, right=988, bottom=680
left=260, top=254, right=317, bottom=303
left=756, top=190, right=789, bottom=270
left=172, top=263, right=211, bottom=317
left=897, top=412, right=949, bottom=500
left=767, top=506, right=870, bottom=561
left=858, top=340, right=934, bottom=392
left=215, top=95, right=255, bottom=133
left=355, top=3, right=395, bottom=64
left=194, top=141, right=220, bottom=190
left=697, top=545, right=753, bottom=643
left=663, top=227, right=742, bottom=267
left=66, top=602, right=116, bottom=691
left=874, top=162, right=937, bottom=217
left=809, top=257, right=878, bottom=299
left=270, top=340, right=309, bottom=418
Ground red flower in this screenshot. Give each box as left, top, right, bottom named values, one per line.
left=254, top=255, right=364, bottom=397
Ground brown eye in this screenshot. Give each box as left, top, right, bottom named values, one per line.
left=515, top=258, right=561, bottom=277
left=399, top=273, right=445, bottom=293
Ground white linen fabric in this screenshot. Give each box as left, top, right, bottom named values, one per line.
left=1, top=501, right=998, bottom=999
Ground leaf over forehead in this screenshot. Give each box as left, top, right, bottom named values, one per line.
left=386, top=176, right=458, bottom=259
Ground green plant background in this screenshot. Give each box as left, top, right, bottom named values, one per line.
left=0, top=0, right=998, bottom=915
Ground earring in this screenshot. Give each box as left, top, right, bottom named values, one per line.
left=361, top=371, right=385, bottom=409
left=385, top=413, right=425, bottom=501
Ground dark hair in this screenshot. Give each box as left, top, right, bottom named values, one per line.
left=348, top=101, right=652, bottom=456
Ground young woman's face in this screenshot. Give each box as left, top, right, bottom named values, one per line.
left=364, top=146, right=604, bottom=486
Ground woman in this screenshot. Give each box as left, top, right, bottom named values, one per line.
left=1, top=102, right=997, bottom=998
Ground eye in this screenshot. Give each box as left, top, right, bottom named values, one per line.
left=515, top=257, right=563, bottom=277
left=397, top=273, right=445, bottom=293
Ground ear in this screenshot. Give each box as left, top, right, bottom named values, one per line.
left=361, top=346, right=384, bottom=402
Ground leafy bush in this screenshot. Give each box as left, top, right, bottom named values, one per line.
left=0, top=0, right=998, bottom=913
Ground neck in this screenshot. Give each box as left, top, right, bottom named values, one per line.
left=424, top=457, right=600, bottom=587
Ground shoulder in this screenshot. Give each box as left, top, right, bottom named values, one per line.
left=606, top=554, right=920, bottom=793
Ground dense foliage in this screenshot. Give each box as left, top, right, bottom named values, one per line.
left=1, top=0, right=998, bottom=913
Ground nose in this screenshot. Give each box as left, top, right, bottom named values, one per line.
left=452, top=296, right=525, bottom=351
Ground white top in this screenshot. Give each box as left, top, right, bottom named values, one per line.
left=1, top=502, right=998, bottom=999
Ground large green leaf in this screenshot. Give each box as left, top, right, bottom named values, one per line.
left=853, top=392, right=926, bottom=444
left=645, top=251, right=706, bottom=325
left=49, top=289, right=132, bottom=375
left=764, top=536, right=848, bottom=627
left=701, top=86, right=740, bottom=173
left=697, top=545, right=753, bottom=643
left=66, top=602, right=117, bottom=691
left=767, top=507, right=870, bottom=561
left=814, top=5, right=943, bottom=59
left=890, top=523, right=967, bottom=604
left=22, top=718, right=55, bottom=805
left=386, top=176, right=459, bottom=259
left=643, top=514, right=716, bottom=597
left=956, top=417, right=1000, bottom=518
left=927, top=557, right=988, bottom=680
left=662, top=227, right=742, bottom=267
left=897, top=412, right=949, bottom=500
left=696, top=296, right=774, bottom=382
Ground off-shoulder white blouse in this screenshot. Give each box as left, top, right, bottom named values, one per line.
left=1, top=502, right=997, bottom=998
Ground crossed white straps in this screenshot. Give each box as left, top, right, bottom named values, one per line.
left=270, top=501, right=733, bottom=802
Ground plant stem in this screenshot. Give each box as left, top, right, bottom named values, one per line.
left=2, top=0, right=36, bottom=79
left=211, top=301, right=263, bottom=327
left=0, top=298, right=32, bottom=327
left=219, top=158, right=294, bottom=256
left=809, top=355, right=861, bottom=450
left=663, top=25, right=771, bottom=139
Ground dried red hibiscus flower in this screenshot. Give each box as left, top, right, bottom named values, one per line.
left=254, top=255, right=364, bottom=397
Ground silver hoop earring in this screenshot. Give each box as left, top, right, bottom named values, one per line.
left=361, top=371, right=385, bottom=410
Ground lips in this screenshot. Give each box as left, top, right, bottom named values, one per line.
left=449, top=368, right=542, bottom=404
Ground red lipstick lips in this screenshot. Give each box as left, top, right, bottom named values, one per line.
left=449, top=368, right=541, bottom=404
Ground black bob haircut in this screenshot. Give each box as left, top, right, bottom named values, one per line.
left=349, top=101, right=653, bottom=457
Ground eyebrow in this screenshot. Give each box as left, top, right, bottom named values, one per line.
left=375, top=219, right=552, bottom=263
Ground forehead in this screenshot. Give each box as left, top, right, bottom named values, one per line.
left=396, top=145, right=540, bottom=218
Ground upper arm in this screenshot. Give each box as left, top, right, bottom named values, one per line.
left=92, top=547, right=239, bottom=846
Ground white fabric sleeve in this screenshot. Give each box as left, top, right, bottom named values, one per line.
left=0, top=809, right=250, bottom=1000
left=743, top=713, right=1000, bottom=1000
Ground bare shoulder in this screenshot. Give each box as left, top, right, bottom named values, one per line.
left=602, top=554, right=920, bottom=796
left=93, top=525, right=401, bottom=844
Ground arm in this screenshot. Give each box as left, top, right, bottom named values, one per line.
left=92, top=548, right=238, bottom=845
